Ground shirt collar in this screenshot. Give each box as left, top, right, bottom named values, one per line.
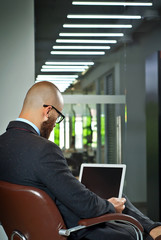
left=16, top=118, right=40, bottom=135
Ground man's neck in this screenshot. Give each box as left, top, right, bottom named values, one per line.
left=16, top=118, right=40, bottom=135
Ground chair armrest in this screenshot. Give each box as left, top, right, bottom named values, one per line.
left=78, top=213, right=144, bottom=232
left=59, top=213, right=144, bottom=237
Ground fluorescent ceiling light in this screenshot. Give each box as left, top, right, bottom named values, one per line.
left=53, top=45, right=110, bottom=50
left=56, top=39, right=117, bottom=43
left=41, top=68, right=88, bottom=72
left=63, top=24, right=132, bottom=28
left=67, top=14, right=141, bottom=19
left=35, top=78, right=75, bottom=92
left=56, top=84, right=71, bottom=92
left=72, top=1, right=152, bottom=6
left=45, top=62, right=94, bottom=65
left=36, top=79, right=74, bottom=83
left=36, top=75, right=78, bottom=80
left=42, top=65, right=89, bottom=69
left=50, top=51, right=105, bottom=55
left=54, top=84, right=70, bottom=92
left=46, top=80, right=74, bottom=83
left=59, top=33, right=124, bottom=37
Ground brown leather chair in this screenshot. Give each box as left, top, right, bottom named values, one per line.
left=0, top=181, right=144, bottom=240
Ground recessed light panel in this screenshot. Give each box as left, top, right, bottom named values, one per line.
left=50, top=51, right=105, bottom=55
left=59, top=33, right=124, bottom=37
left=63, top=24, right=132, bottom=28
left=72, top=1, right=152, bottom=6
left=45, top=62, right=94, bottom=65
left=67, top=14, right=141, bottom=19
left=56, top=39, right=117, bottom=43
left=53, top=46, right=110, bottom=50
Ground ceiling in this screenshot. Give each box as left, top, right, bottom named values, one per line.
left=34, top=0, right=161, bottom=92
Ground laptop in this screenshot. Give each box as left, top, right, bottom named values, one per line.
left=79, top=163, right=126, bottom=199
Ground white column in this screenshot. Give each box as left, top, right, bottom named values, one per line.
left=0, top=0, right=34, bottom=134
left=0, top=0, right=34, bottom=238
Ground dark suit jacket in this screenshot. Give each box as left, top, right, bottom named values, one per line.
left=0, top=121, right=115, bottom=238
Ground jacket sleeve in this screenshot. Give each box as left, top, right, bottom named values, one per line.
left=36, top=141, right=115, bottom=219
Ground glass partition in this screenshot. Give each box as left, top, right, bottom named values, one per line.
left=49, top=102, right=125, bottom=176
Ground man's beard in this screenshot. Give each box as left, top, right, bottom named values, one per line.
left=40, top=117, right=55, bottom=139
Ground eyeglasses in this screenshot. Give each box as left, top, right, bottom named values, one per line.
left=43, top=104, right=65, bottom=124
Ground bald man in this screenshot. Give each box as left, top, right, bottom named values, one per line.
left=0, top=81, right=161, bottom=240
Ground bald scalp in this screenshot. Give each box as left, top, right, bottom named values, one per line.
left=22, top=81, right=63, bottom=111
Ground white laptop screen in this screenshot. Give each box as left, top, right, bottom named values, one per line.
left=79, top=164, right=126, bottom=199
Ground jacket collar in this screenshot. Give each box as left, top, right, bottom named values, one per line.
left=6, top=121, right=39, bottom=135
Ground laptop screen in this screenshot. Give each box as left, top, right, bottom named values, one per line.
left=79, top=163, right=126, bottom=199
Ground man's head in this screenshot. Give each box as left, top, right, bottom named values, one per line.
left=19, top=81, right=64, bottom=139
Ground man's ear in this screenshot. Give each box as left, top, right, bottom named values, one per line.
left=43, top=106, right=52, bottom=119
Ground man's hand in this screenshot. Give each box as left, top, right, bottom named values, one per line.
left=108, top=197, right=126, bottom=213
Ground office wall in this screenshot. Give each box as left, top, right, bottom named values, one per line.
left=0, top=0, right=34, bottom=238
left=145, top=51, right=161, bottom=220
left=0, top=0, right=34, bottom=135
left=122, top=27, right=161, bottom=205
left=81, top=25, right=161, bottom=205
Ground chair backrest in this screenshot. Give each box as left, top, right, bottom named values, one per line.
left=0, top=181, right=66, bottom=240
